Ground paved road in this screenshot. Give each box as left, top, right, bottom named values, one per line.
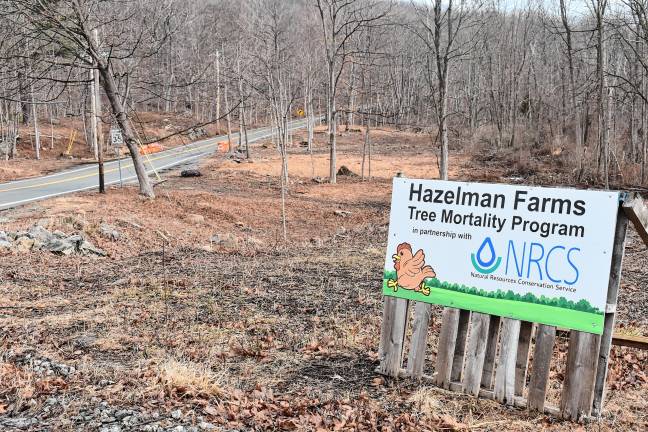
left=0, top=119, right=310, bottom=210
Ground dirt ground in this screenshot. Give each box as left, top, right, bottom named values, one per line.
left=0, top=111, right=227, bottom=183
left=0, top=127, right=646, bottom=431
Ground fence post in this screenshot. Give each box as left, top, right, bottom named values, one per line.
left=378, top=297, right=409, bottom=377
left=592, top=206, right=629, bottom=415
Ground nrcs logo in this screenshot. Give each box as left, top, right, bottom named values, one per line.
left=470, top=237, right=581, bottom=285
left=470, top=237, right=501, bottom=274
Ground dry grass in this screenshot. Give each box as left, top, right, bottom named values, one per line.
left=156, top=358, right=224, bottom=399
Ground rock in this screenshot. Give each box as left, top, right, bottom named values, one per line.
left=198, top=422, right=216, bottom=431
left=99, top=425, right=121, bottom=432
left=44, top=237, right=75, bottom=255
left=121, top=416, right=137, bottom=427
left=100, top=223, right=121, bottom=241
left=78, top=240, right=107, bottom=256
left=1, top=417, right=38, bottom=428
left=14, top=237, right=35, bottom=252
left=100, top=415, right=117, bottom=424
left=170, top=409, right=182, bottom=420
left=334, top=210, right=352, bottom=217
left=28, top=225, right=54, bottom=243
left=67, top=234, right=84, bottom=245
left=52, top=230, right=67, bottom=238
left=181, top=169, right=202, bottom=177
left=0, top=231, right=11, bottom=248
left=210, top=233, right=237, bottom=248
left=337, top=165, right=357, bottom=176
left=4, top=226, right=106, bottom=256
left=186, top=214, right=205, bottom=224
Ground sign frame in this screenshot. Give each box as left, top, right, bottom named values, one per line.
left=377, top=177, right=648, bottom=421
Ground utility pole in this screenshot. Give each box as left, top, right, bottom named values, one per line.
left=93, top=29, right=105, bottom=193
left=31, top=83, right=40, bottom=160
left=216, top=49, right=221, bottom=132
left=90, top=67, right=98, bottom=160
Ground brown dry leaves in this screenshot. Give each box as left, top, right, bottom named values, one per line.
left=197, top=386, right=450, bottom=431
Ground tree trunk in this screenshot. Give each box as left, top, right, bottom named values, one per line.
left=224, top=83, right=233, bottom=150
left=31, top=87, right=40, bottom=160
left=19, top=71, right=29, bottom=126
left=438, top=76, right=449, bottom=180
left=328, top=65, right=337, bottom=184
left=98, top=64, right=154, bottom=198
left=596, top=0, right=609, bottom=189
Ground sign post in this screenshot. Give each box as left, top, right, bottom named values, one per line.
left=110, top=127, right=124, bottom=187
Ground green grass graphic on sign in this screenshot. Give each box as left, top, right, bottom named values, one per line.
left=382, top=270, right=604, bottom=334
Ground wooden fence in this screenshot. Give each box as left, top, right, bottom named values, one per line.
left=377, top=193, right=648, bottom=422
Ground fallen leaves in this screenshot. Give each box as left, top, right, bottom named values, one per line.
left=189, top=385, right=465, bottom=431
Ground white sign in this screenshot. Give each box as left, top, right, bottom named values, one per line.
left=383, top=178, right=620, bottom=334
left=110, top=128, right=124, bottom=147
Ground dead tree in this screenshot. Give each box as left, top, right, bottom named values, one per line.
left=315, top=0, right=393, bottom=184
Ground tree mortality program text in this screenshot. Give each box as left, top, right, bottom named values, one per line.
left=406, top=183, right=587, bottom=239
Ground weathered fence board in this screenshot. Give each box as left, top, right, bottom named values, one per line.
left=462, top=312, right=491, bottom=396
left=560, top=331, right=601, bottom=421
left=592, top=209, right=628, bottom=416
left=527, top=324, right=556, bottom=412
left=434, top=308, right=461, bottom=389
left=494, top=318, right=521, bottom=404
left=514, top=321, right=534, bottom=396
left=450, top=309, right=471, bottom=382
left=407, top=302, right=432, bottom=379
left=480, top=315, right=501, bottom=389
left=622, top=194, right=648, bottom=247
left=378, top=297, right=409, bottom=376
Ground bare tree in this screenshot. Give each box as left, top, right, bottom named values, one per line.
left=0, top=0, right=186, bottom=197
left=315, top=0, right=393, bottom=184
left=410, top=0, right=482, bottom=180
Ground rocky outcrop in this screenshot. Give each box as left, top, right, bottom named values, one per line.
left=0, top=225, right=106, bottom=256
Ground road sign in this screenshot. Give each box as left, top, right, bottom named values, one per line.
left=110, top=128, right=123, bottom=147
